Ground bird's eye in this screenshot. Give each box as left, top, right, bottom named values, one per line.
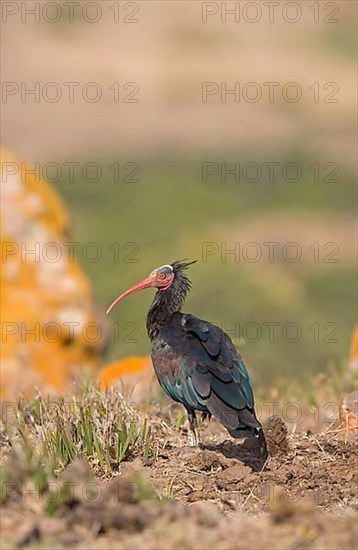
left=159, top=273, right=166, bottom=279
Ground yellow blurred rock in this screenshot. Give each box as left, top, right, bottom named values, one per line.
left=98, top=356, right=154, bottom=404
left=0, top=150, right=102, bottom=398
left=349, top=324, right=358, bottom=377
left=340, top=390, right=358, bottom=441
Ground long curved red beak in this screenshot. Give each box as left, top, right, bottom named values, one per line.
left=106, top=277, right=153, bottom=314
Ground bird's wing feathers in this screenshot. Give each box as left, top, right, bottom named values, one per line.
left=152, top=346, right=209, bottom=408
left=153, top=313, right=260, bottom=432
left=183, top=314, right=221, bottom=357
left=181, top=314, right=256, bottom=414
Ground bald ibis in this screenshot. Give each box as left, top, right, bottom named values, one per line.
left=106, top=260, right=261, bottom=446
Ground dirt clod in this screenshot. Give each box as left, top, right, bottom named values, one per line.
left=263, top=415, right=290, bottom=456
left=216, top=463, right=253, bottom=489
left=269, top=486, right=316, bottom=524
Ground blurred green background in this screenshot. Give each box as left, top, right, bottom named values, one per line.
left=57, top=152, right=356, bottom=384
left=2, top=1, right=357, bottom=385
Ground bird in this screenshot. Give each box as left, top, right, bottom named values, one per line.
left=106, top=260, right=261, bottom=446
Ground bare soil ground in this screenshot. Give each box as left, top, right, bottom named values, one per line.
left=1, top=399, right=357, bottom=550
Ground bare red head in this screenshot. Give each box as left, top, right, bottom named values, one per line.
left=106, top=264, right=175, bottom=315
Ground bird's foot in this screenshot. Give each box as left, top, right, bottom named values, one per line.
left=187, top=428, right=201, bottom=447
left=187, top=429, right=198, bottom=447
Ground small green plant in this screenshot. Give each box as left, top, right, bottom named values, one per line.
left=175, top=411, right=186, bottom=432
left=129, top=471, right=158, bottom=502
left=2, top=388, right=165, bottom=477
left=161, top=477, right=177, bottom=501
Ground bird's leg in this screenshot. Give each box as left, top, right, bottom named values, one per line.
left=186, top=409, right=200, bottom=447
left=345, top=411, right=349, bottom=444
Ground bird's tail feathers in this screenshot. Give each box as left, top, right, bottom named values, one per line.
left=208, top=393, right=261, bottom=439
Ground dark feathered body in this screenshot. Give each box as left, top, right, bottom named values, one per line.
left=147, top=261, right=261, bottom=438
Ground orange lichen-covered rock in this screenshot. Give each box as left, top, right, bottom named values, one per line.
left=0, top=150, right=103, bottom=398
left=349, top=324, right=358, bottom=376
left=99, top=356, right=152, bottom=387
left=340, top=390, right=358, bottom=435
left=99, top=356, right=154, bottom=403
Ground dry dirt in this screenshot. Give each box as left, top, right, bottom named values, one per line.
left=1, top=413, right=357, bottom=550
